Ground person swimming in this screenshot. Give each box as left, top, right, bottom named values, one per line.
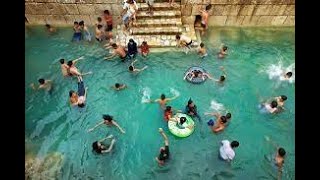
left=155, top=128, right=170, bottom=166
left=92, top=134, right=116, bottom=154
left=261, top=100, right=279, bottom=114
left=218, top=45, right=228, bottom=59
left=87, top=114, right=126, bottom=134
left=128, top=59, right=148, bottom=74
left=30, top=78, right=53, bottom=92
left=111, top=83, right=127, bottom=91
left=198, top=42, right=208, bottom=58
left=147, top=93, right=179, bottom=110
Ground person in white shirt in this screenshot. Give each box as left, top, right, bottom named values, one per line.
left=219, top=140, right=239, bottom=162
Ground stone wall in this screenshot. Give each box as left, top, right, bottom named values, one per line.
left=181, top=0, right=295, bottom=26
left=25, top=0, right=294, bottom=26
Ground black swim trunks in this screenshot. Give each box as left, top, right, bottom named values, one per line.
left=78, top=81, right=85, bottom=96
left=158, top=145, right=170, bottom=161
left=106, top=24, right=113, bottom=32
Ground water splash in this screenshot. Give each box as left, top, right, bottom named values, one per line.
left=170, top=88, right=180, bottom=97
left=265, top=62, right=295, bottom=83
left=210, top=100, right=225, bottom=113
left=141, top=87, right=151, bottom=103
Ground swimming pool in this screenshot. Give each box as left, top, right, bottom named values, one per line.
left=25, top=26, right=295, bottom=180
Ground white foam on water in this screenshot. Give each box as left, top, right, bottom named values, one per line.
left=141, top=87, right=151, bottom=103
left=210, top=100, right=225, bottom=113
left=170, top=88, right=180, bottom=97
left=265, top=62, right=295, bottom=83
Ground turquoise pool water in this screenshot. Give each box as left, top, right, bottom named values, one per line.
left=25, top=26, right=295, bottom=180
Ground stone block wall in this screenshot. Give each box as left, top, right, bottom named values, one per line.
left=181, top=0, right=294, bottom=26
left=25, top=0, right=294, bottom=26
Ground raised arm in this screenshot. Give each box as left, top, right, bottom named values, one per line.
left=220, top=66, right=227, bottom=77
left=167, top=94, right=179, bottom=101
left=131, top=59, right=138, bottom=66
left=87, top=121, right=104, bottom=132
left=104, top=52, right=117, bottom=60
left=112, top=120, right=126, bottom=134
left=159, top=128, right=169, bottom=146
left=72, top=56, right=84, bottom=64
left=101, top=139, right=116, bottom=153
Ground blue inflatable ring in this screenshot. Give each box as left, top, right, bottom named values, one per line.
left=184, top=66, right=207, bottom=84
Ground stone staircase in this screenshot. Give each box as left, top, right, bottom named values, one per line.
left=116, top=1, right=198, bottom=48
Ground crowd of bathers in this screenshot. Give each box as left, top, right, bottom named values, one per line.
left=29, top=1, right=294, bottom=178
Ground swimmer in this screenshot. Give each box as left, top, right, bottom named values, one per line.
left=75, top=76, right=88, bottom=108
left=95, top=24, right=104, bottom=42
left=87, top=114, right=126, bottom=134
left=45, top=24, right=56, bottom=33
left=218, top=45, right=228, bottom=59
left=212, top=66, right=227, bottom=83
left=72, top=21, right=82, bottom=41
left=127, top=39, right=138, bottom=59
left=275, top=95, right=287, bottom=110
left=198, top=42, right=207, bottom=58
left=30, top=78, right=53, bottom=92
left=263, top=100, right=279, bottom=114
left=284, top=71, right=293, bottom=80
left=185, top=99, right=201, bottom=121
left=79, top=21, right=91, bottom=42
left=104, top=43, right=127, bottom=61
left=60, top=56, right=84, bottom=77
left=128, top=59, right=148, bottom=74
left=155, top=128, right=170, bottom=166
left=211, top=116, right=227, bottom=133
left=111, top=83, right=127, bottom=91
left=169, top=116, right=194, bottom=129
left=163, top=106, right=181, bottom=122
left=147, top=93, right=179, bottom=110
left=67, top=58, right=92, bottom=77
left=205, top=112, right=232, bottom=125
left=265, top=136, right=286, bottom=179
left=219, top=140, right=240, bottom=162
left=92, top=134, right=116, bottom=154
left=69, top=90, right=78, bottom=106
left=176, top=34, right=193, bottom=53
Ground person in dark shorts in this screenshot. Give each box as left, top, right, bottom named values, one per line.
left=92, top=134, right=116, bottom=154
left=127, top=38, right=138, bottom=59
left=77, top=76, right=88, bottom=108
left=104, top=43, right=127, bottom=61
left=185, top=98, right=201, bottom=121
left=155, top=128, right=170, bottom=166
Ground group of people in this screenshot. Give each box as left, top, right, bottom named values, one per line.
left=29, top=2, right=293, bottom=179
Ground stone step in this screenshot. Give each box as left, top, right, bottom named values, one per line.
left=135, top=0, right=181, bottom=3
left=137, top=3, right=180, bottom=11
left=131, top=26, right=183, bottom=35
left=133, top=18, right=182, bottom=27
left=136, top=10, right=181, bottom=19
left=116, top=34, right=198, bottom=48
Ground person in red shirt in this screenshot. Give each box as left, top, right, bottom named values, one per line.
left=140, top=41, right=150, bottom=57
left=163, top=106, right=181, bottom=122
left=103, top=10, right=113, bottom=40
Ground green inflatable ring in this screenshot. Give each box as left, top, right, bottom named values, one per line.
left=168, top=113, right=195, bottom=138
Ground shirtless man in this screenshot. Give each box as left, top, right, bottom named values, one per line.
left=212, top=66, right=227, bottom=84
left=275, top=95, right=287, bottom=110
left=30, top=78, right=53, bottom=92
left=111, top=83, right=127, bottom=91
left=95, top=24, right=104, bottom=42
left=128, top=59, right=148, bottom=74
left=67, top=58, right=92, bottom=77
left=60, top=56, right=84, bottom=77
left=176, top=34, right=193, bottom=53
left=198, top=42, right=207, bottom=58
left=147, top=93, right=179, bottom=110
left=199, top=5, right=212, bottom=35
left=104, top=43, right=127, bottom=62
left=265, top=136, right=286, bottom=180
left=87, top=114, right=126, bottom=134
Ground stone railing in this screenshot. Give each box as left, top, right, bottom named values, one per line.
left=25, top=0, right=294, bottom=26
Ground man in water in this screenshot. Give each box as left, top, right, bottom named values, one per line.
left=87, top=114, right=126, bottom=134
left=212, top=66, right=227, bottom=84
left=219, top=140, right=240, bottom=162
left=147, top=93, right=179, bottom=110
left=169, top=116, right=194, bottom=130
left=176, top=34, right=193, bottom=53
left=45, top=24, right=56, bottom=33
left=265, top=136, right=286, bottom=179
left=59, top=56, right=84, bottom=77
left=283, top=72, right=293, bottom=80
left=198, top=42, right=207, bottom=58
left=128, top=59, right=148, bottom=74
left=275, top=95, right=287, bottom=110
left=218, top=45, right=228, bottom=59
left=263, top=100, right=279, bottom=114
left=199, top=4, right=212, bottom=35
left=185, top=99, right=201, bottom=121
left=92, top=134, right=116, bottom=154
left=30, top=78, right=53, bottom=92
left=155, top=128, right=170, bottom=166
left=111, top=83, right=127, bottom=91
left=127, top=39, right=138, bottom=59
left=67, top=59, right=92, bottom=77
left=76, top=76, right=88, bottom=108
left=104, top=43, right=127, bottom=62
